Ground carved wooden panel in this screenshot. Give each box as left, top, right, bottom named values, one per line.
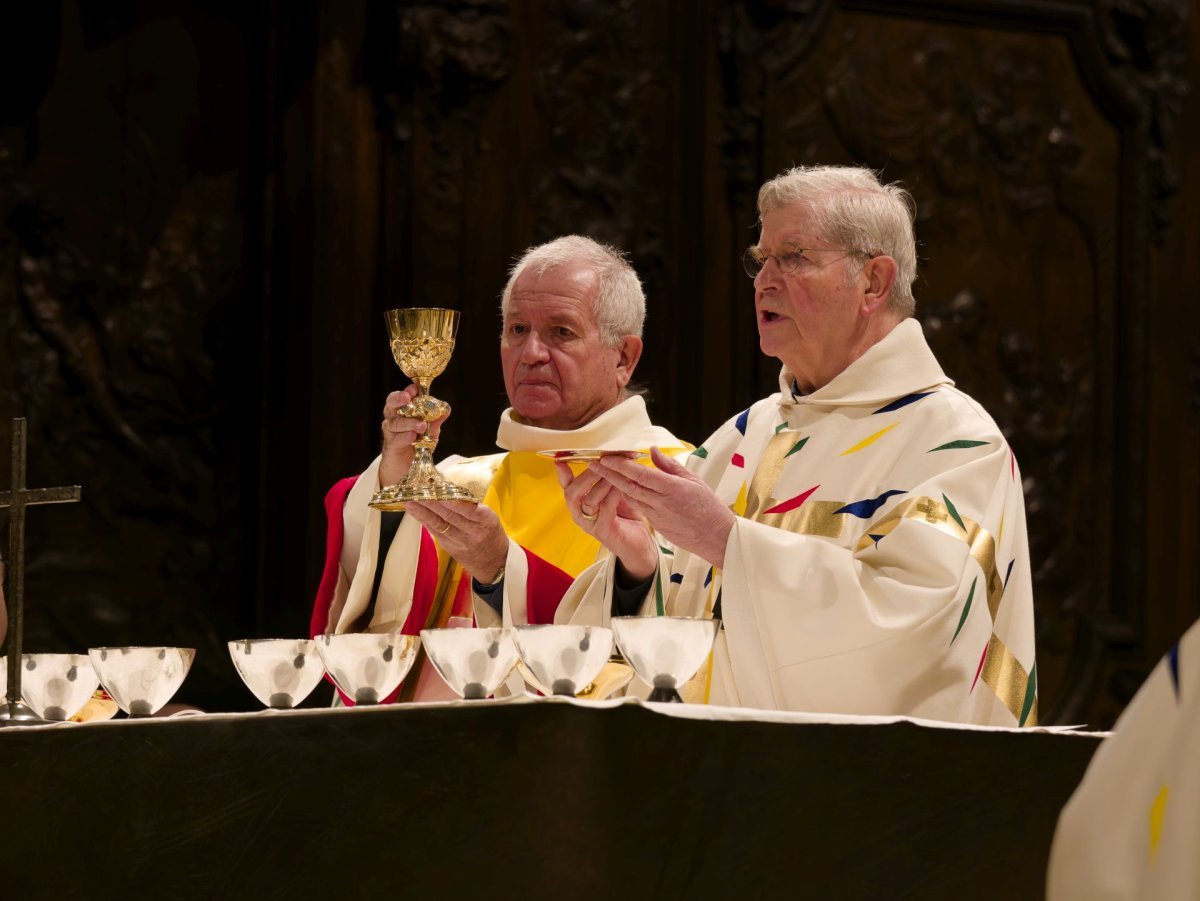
left=0, top=3, right=261, bottom=709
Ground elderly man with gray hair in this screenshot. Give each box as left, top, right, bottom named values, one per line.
left=309, top=235, right=688, bottom=701
left=556, top=165, right=1037, bottom=726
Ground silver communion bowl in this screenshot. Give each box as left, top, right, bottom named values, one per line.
left=419, top=627, right=517, bottom=700
left=228, top=639, right=325, bottom=709
left=512, top=624, right=613, bottom=697
left=314, top=632, right=420, bottom=705
left=20, top=654, right=101, bottom=722
left=87, top=647, right=196, bottom=717
left=610, top=616, right=719, bottom=703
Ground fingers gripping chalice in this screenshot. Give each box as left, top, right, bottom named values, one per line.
left=370, top=308, right=477, bottom=510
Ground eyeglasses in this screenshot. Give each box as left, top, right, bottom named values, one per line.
left=741, top=245, right=856, bottom=279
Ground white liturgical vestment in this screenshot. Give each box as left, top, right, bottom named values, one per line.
left=558, top=319, right=1037, bottom=726
left=1047, top=618, right=1200, bottom=900
left=319, top=396, right=686, bottom=638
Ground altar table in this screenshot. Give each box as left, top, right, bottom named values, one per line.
left=0, top=698, right=1102, bottom=900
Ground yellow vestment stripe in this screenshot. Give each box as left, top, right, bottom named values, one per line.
left=981, top=633, right=1037, bottom=725
left=482, top=448, right=690, bottom=579
left=854, top=496, right=1004, bottom=620
left=744, top=432, right=845, bottom=538
left=853, top=496, right=1035, bottom=725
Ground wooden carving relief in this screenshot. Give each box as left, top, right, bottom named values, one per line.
left=0, top=8, right=256, bottom=709
left=526, top=2, right=669, bottom=255
left=523, top=0, right=677, bottom=408
left=1096, top=0, right=1190, bottom=238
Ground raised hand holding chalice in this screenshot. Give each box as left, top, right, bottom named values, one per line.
left=370, top=308, right=476, bottom=510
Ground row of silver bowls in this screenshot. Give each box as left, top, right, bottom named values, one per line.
left=300, top=616, right=718, bottom=707
left=1, top=616, right=718, bottom=720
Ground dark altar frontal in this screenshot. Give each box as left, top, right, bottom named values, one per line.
left=0, top=698, right=1101, bottom=900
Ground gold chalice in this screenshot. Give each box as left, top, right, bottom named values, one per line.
left=370, top=307, right=477, bottom=510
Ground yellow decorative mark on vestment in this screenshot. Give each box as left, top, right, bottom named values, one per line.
left=731, top=481, right=748, bottom=517
left=1149, top=784, right=1168, bottom=858
left=839, top=421, right=899, bottom=456
left=742, top=432, right=845, bottom=539
left=998, top=510, right=1005, bottom=547
left=981, top=633, right=1036, bottom=725
left=680, top=650, right=715, bottom=704
left=855, top=497, right=1004, bottom=621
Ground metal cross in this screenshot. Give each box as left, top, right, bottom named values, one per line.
left=0, top=418, right=81, bottom=725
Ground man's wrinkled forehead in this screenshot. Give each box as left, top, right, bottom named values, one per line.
left=758, top=204, right=823, bottom=248
left=505, top=261, right=599, bottom=317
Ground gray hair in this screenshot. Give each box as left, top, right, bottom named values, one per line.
left=757, top=165, right=918, bottom=317
left=500, top=235, right=646, bottom=346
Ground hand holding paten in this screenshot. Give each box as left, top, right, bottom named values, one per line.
left=380, top=385, right=448, bottom=488
left=405, top=499, right=509, bottom=585
left=556, top=460, right=657, bottom=580
left=591, top=447, right=736, bottom=569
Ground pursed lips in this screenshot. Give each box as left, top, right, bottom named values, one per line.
left=517, top=374, right=558, bottom=390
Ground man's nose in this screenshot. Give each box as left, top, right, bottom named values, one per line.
left=520, top=331, right=551, bottom=363
left=754, top=257, right=782, bottom=291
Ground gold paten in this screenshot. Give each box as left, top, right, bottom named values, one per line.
left=370, top=308, right=477, bottom=510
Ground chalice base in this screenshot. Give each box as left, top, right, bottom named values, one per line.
left=370, top=449, right=477, bottom=511
left=647, top=685, right=684, bottom=704
left=0, top=700, right=54, bottom=727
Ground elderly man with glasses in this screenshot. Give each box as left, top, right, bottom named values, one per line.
left=556, top=165, right=1037, bottom=726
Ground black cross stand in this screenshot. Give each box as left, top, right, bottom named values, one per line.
left=0, top=418, right=82, bottom=726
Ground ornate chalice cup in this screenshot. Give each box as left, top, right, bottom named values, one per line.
left=228, top=639, right=325, bottom=709
left=314, top=632, right=420, bottom=706
left=87, top=646, right=196, bottom=717
left=370, top=307, right=476, bottom=510
left=611, top=616, right=718, bottom=703
left=20, top=654, right=100, bottom=722
left=420, top=627, right=517, bottom=700
left=513, top=625, right=613, bottom=697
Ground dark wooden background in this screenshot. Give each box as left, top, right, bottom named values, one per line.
left=1, top=0, right=1196, bottom=725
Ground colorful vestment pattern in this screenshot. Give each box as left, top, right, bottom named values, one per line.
left=559, top=320, right=1037, bottom=725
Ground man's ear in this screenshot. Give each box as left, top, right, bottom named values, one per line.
left=614, top=335, right=644, bottom=388
left=860, top=255, right=898, bottom=315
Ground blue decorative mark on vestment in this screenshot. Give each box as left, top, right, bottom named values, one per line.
left=873, top=392, right=933, bottom=414
left=833, top=489, right=906, bottom=519
left=735, top=407, right=750, bottom=435
left=1168, top=643, right=1180, bottom=701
